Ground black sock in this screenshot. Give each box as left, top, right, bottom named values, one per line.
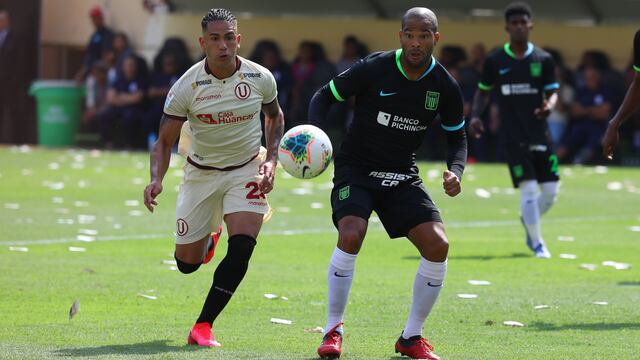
left=196, top=234, right=256, bottom=325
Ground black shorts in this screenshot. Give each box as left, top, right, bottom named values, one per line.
left=330, top=166, right=441, bottom=239
left=505, top=143, right=560, bottom=188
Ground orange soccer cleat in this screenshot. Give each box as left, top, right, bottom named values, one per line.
left=203, top=226, right=223, bottom=265
left=187, top=322, right=221, bottom=347
left=395, top=335, right=440, bottom=360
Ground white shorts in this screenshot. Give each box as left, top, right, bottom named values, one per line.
left=175, top=147, right=269, bottom=244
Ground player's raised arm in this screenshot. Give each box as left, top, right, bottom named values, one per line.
left=259, top=98, right=284, bottom=194
left=144, top=114, right=183, bottom=212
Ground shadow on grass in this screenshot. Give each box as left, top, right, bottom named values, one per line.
left=618, top=281, right=640, bottom=286
left=403, top=253, right=529, bottom=261
left=54, top=340, right=202, bottom=357
left=528, top=322, right=640, bottom=332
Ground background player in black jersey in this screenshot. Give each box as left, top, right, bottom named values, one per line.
left=602, top=29, right=640, bottom=160
left=469, top=2, right=559, bottom=259
left=308, top=7, right=467, bottom=360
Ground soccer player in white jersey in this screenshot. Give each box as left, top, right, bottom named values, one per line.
left=143, top=8, right=284, bottom=347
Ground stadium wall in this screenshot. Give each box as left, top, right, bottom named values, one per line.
left=40, top=1, right=637, bottom=70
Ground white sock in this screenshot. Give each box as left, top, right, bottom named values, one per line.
left=520, top=180, right=542, bottom=247
left=325, top=247, right=357, bottom=334
left=402, top=258, right=447, bottom=338
left=538, top=181, right=559, bottom=215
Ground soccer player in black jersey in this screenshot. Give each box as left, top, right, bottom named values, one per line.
left=469, top=2, right=559, bottom=259
left=308, top=8, right=467, bottom=360
left=602, top=29, right=640, bottom=160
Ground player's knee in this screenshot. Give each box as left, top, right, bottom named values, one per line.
left=431, top=234, right=449, bottom=257
left=227, top=234, right=257, bottom=263
left=174, top=253, right=201, bottom=274
left=338, top=228, right=365, bottom=253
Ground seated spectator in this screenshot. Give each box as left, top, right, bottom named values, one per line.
left=112, top=32, right=134, bottom=76
left=97, top=55, right=148, bottom=149
left=544, top=48, right=575, bottom=147
left=250, top=39, right=293, bottom=116
left=153, top=37, right=193, bottom=76
left=557, top=67, right=612, bottom=164
left=336, top=35, right=368, bottom=73
left=82, top=61, right=110, bottom=129
left=143, top=53, right=181, bottom=149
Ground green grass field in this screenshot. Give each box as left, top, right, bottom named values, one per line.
left=1, top=146, right=639, bottom=359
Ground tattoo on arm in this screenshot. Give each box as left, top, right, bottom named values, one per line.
left=262, top=99, right=285, bottom=161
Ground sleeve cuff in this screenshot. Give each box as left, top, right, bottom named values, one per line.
left=163, top=112, right=188, bottom=122
left=478, top=82, right=493, bottom=91
left=544, top=82, right=560, bottom=91
left=441, top=120, right=465, bottom=131
left=329, top=80, right=345, bottom=102
left=634, top=65, right=640, bottom=73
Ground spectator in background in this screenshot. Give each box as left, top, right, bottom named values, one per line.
left=290, top=41, right=336, bottom=126
left=82, top=61, right=110, bottom=129
left=557, top=67, right=612, bottom=164
left=112, top=32, right=134, bottom=76
left=74, top=5, right=113, bottom=83
left=97, top=55, right=147, bottom=149
left=544, top=48, right=575, bottom=147
left=335, top=35, right=368, bottom=130
left=250, top=40, right=294, bottom=116
left=153, top=37, right=193, bottom=76
left=143, top=53, right=181, bottom=149
left=0, top=8, right=20, bottom=143
left=100, top=48, right=118, bottom=85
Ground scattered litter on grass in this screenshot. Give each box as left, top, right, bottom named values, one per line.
left=48, top=162, right=60, bottom=170
left=76, top=235, right=95, bottom=242
left=113, top=224, right=123, bottom=229
left=125, top=200, right=140, bottom=207
left=607, top=182, right=623, bottom=191
left=474, top=189, right=491, bottom=199
left=602, top=261, right=631, bottom=270
left=557, top=236, right=575, bottom=242
left=629, top=226, right=640, bottom=232
left=52, top=197, right=64, bottom=204
left=580, top=263, right=598, bottom=271
left=4, top=203, right=20, bottom=210
left=78, top=214, right=96, bottom=224
left=128, top=210, right=144, bottom=217
left=370, top=216, right=381, bottom=223
left=310, top=202, right=324, bottom=209
left=69, top=300, right=80, bottom=320
left=534, top=305, right=550, bottom=310
left=276, top=207, right=291, bottom=213
left=78, top=229, right=98, bottom=235
left=468, top=280, right=491, bottom=286
left=8, top=246, right=28, bottom=252
left=264, top=294, right=278, bottom=299
left=270, top=318, right=292, bottom=325
left=68, top=247, right=86, bottom=252
left=559, top=254, right=577, bottom=260
left=162, top=260, right=177, bottom=265
left=138, top=294, right=157, bottom=300
left=592, top=301, right=608, bottom=306
left=57, top=218, right=74, bottom=225
left=168, top=266, right=177, bottom=271
left=291, top=188, right=313, bottom=195
left=55, top=208, right=70, bottom=214
left=594, top=166, right=608, bottom=174
left=503, top=321, right=524, bottom=327
left=427, top=169, right=439, bottom=179
left=74, top=201, right=90, bottom=208
left=281, top=297, right=289, bottom=301
left=78, top=180, right=89, bottom=188
left=132, top=177, right=144, bottom=185
left=304, top=327, right=324, bottom=333
left=309, top=301, right=324, bottom=306
left=21, top=169, right=33, bottom=176
left=457, top=294, right=478, bottom=299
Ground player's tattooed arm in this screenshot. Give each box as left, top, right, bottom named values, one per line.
left=262, top=98, right=285, bottom=163
left=144, top=114, right=183, bottom=212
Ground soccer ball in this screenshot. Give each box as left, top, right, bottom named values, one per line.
left=278, top=125, right=333, bottom=179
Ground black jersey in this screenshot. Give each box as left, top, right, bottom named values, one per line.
left=327, top=50, right=465, bottom=170
left=478, top=43, right=558, bottom=146
left=634, top=30, right=640, bottom=72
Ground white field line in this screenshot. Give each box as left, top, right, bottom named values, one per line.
left=0, top=214, right=631, bottom=246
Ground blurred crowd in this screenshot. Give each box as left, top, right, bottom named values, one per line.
left=76, top=5, right=640, bottom=164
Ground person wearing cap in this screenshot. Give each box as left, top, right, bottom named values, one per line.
left=75, top=5, right=114, bottom=82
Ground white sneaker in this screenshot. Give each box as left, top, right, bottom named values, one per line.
left=533, top=243, right=551, bottom=259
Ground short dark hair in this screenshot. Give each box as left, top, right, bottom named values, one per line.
left=504, top=2, right=532, bottom=21
left=201, top=8, right=237, bottom=30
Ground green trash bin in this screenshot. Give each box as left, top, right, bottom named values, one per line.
left=29, top=80, right=85, bottom=147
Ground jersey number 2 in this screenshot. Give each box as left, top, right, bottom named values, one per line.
left=245, top=182, right=266, bottom=199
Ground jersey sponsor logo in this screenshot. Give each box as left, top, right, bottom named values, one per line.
left=176, top=218, right=188, bottom=236
left=235, top=82, right=251, bottom=100
left=195, top=94, right=222, bottom=102
left=196, top=111, right=256, bottom=125
left=530, top=62, right=542, bottom=77
left=242, top=72, right=262, bottom=78
left=425, top=91, right=440, bottom=110
left=500, top=83, right=539, bottom=96
left=369, top=171, right=411, bottom=187
left=499, top=67, right=511, bottom=75
left=379, top=90, right=397, bottom=97
left=338, top=185, right=350, bottom=200
left=376, top=111, right=427, bottom=132
left=377, top=111, right=391, bottom=126
left=191, top=79, right=212, bottom=89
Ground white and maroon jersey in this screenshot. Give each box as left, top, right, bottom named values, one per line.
left=164, top=56, right=277, bottom=168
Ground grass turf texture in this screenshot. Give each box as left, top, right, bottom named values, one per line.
left=0, top=146, right=639, bottom=359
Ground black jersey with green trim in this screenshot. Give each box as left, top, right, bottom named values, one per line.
left=478, top=43, right=558, bottom=146
left=634, top=29, right=640, bottom=72
left=329, top=49, right=464, bottom=170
